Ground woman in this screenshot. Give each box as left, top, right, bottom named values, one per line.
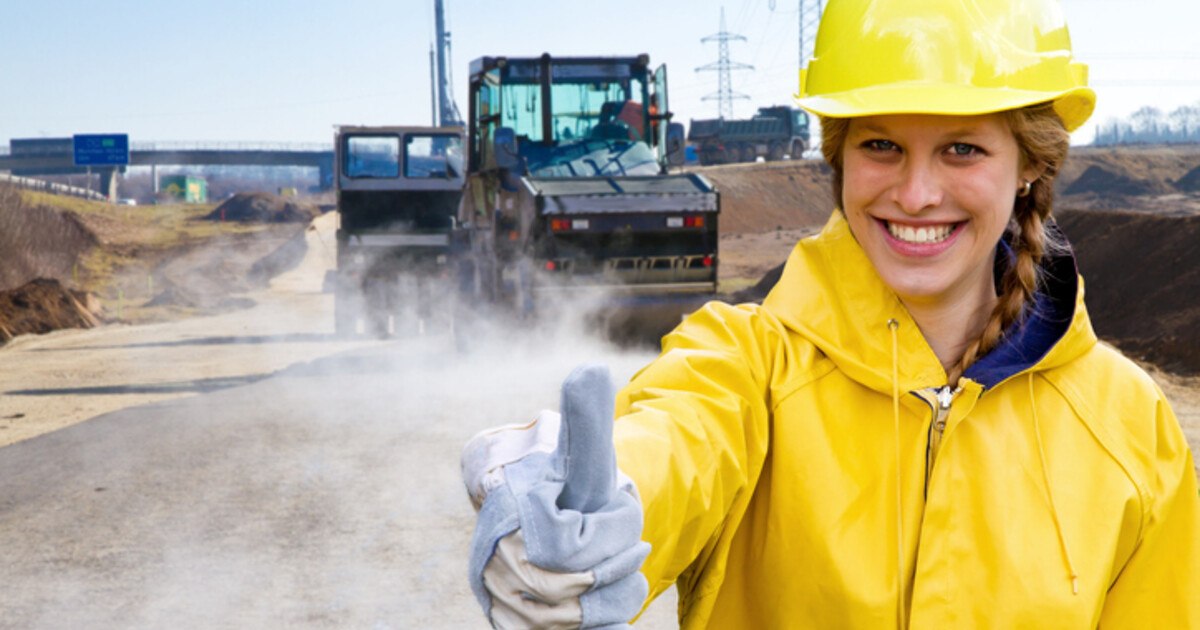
left=464, top=0, right=1200, bottom=627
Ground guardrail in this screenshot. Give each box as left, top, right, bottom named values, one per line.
left=0, top=172, right=106, bottom=201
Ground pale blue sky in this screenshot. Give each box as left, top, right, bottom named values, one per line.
left=3, top=0, right=1197, bottom=146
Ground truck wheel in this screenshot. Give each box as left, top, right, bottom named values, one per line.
left=334, top=285, right=357, bottom=337
left=768, top=142, right=785, bottom=161
left=363, top=274, right=394, bottom=339
left=510, top=258, right=535, bottom=321
left=450, top=260, right=478, bottom=353
left=740, top=144, right=756, bottom=163
left=790, top=140, right=806, bottom=160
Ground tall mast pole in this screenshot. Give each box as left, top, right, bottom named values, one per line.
left=434, top=0, right=461, bottom=126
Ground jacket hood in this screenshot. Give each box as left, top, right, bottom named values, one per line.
left=761, top=211, right=1097, bottom=394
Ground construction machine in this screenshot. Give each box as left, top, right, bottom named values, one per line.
left=332, top=125, right=465, bottom=336
left=453, top=53, right=719, bottom=340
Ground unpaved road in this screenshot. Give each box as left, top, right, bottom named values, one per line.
left=0, top=213, right=680, bottom=628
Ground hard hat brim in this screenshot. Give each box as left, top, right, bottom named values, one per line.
left=796, top=84, right=1096, bottom=132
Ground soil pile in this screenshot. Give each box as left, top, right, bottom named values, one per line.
left=144, top=279, right=255, bottom=312
left=1063, top=165, right=1159, bottom=197
left=1057, top=209, right=1200, bottom=374
left=0, top=278, right=101, bottom=342
left=1057, top=145, right=1200, bottom=195
left=0, top=183, right=98, bottom=291
left=205, top=193, right=319, bottom=224
left=698, top=160, right=834, bottom=234
left=1176, top=165, right=1200, bottom=192
left=248, top=227, right=310, bottom=285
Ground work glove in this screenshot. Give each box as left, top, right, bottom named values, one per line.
left=463, top=364, right=650, bottom=629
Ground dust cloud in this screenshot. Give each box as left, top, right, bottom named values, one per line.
left=0, top=208, right=681, bottom=629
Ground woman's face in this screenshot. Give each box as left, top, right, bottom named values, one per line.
left=841, top=113, right=1038, bottom=308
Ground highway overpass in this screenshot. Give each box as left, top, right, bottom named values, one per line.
left=0, top=141, right=336, bottom=198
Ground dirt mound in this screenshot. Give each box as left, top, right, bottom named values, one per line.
left=205, top=193, right=319, bottom=224
left=1176, top=165, right=1200, bottom=192
left=697, top=160, right=834, bottom=234
left=1057, top=209, right=1200, bottom=374
left=248, top=227, right=309, bottom=285
left=1057, top=145, right=1200, bottom=197
left=1063, top=165, right=1159, bottom=197
left=0, top=278, right=101, bottom=343
left=0, top=183, right=99, bottom=291
left=143, top=279, right=255, bottom=312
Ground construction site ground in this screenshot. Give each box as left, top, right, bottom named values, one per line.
left=1, top=145, right=1199, bottom=628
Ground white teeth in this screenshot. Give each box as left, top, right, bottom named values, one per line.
left=887, top=221, right=954, bottom=244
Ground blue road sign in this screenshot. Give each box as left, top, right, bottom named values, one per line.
left=73, top=134, right=129, bottom=166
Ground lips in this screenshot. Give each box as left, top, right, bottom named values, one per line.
left=876, top=218, right=964, bottom=256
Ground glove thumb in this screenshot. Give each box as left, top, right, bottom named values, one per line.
left=556, top=363, right=616, bottom=514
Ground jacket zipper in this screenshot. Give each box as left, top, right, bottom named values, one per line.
left=917, top=385, right=959, bottom=489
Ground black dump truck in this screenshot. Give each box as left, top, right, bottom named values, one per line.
left=332, top=125, right=466, bottom=336
left=452, top=53, right=720, bottom=339
left=687, top=105, right=811, bottom=165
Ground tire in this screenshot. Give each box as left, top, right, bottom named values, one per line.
left=334, top=284, right=357, bottom=337
left=790, top=140, right=806, bottom=160
left=768, top=142, right=785, bottom=161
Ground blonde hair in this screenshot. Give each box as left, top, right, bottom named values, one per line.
left=819, top=104, right=1071, bottom=385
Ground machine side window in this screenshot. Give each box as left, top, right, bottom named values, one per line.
left=404, top=134, right=463, bottom=178
left=345, top=135, right=400, bottom=178
left=500, top=82, right=544, bottom=143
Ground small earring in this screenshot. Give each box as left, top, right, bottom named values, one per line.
left=1017, top=180, right=1033, bottom=198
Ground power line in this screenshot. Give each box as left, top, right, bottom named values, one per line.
left=696, top=7, right=755, bottom=119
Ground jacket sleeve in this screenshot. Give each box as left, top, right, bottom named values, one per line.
left=1100, top=389, right=1200, bottom=627
left=611, top=301, right=776, bottom=603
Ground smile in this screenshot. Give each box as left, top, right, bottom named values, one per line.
left=885, top=221, right=958, bottom=245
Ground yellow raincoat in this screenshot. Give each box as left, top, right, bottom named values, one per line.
left=613, top=212, right=1199, bottom=628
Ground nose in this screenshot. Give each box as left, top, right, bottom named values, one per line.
left=892, top=159, right=942, bottom=215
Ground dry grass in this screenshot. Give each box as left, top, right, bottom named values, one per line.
left=15, top=190, right=281, bottom=323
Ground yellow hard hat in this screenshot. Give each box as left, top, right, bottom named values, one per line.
left=796, top=0, right=1096, bottom=131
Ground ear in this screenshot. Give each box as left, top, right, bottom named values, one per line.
left=1020, top=161, right=1047, bottom=187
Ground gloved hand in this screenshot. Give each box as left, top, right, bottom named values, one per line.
left=462, top=364, right=650, bottom=629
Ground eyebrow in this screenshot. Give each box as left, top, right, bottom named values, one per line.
left=854, top=122, right=989, bottom=140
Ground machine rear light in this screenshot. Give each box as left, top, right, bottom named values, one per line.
left=666, top=217, right=684, bottom=228
left=545, top=260, right=557, bottom=271
left=685, top=216, right=705, bottom=228
left=703, top=255, right=714, bottom=267
left=551, top=218, right=590, bottom=231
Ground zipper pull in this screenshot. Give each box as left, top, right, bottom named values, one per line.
left=936, top=385, right=955, bottom=410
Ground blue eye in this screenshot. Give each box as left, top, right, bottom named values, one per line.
left=862, top=139, right=898, bottom=152
left=949, top=143, right=981, bottom=157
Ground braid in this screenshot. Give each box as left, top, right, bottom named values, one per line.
left=945, top=202, right=1048, bottom=385
left=946, top=104, right=1068, bottom=386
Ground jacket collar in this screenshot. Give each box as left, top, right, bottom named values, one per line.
left=761, top=211, right=1097, bottom=394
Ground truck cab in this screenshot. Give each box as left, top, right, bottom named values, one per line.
left=455, top=53, right=718, bottom=334
left=333, top=125, right=466, bottom=336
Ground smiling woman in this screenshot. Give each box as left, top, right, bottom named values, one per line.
left=461, top=0, right=1200, bottom=628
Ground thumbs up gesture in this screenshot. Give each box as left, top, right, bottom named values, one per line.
left=463, top=365, right=651, bottom=629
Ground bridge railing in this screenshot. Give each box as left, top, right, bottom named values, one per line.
left=130, top=141, right=333, bottom=152
left=0, top=141, right=332, bottom=156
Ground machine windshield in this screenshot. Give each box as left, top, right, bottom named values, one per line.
left=498, top=62, right=658, bottom=178
left=404, top=134, right=463, bottom=178
left=344, top=135, right=399, bottom=179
